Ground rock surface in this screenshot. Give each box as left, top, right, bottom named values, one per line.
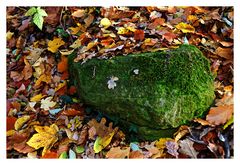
left=68, top=45, right=215, bottom=140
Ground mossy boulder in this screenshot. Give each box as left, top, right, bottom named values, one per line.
left=68, top=45, right=215, bottom=140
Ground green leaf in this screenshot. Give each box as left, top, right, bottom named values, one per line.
left=25, top=7, right=37, bottom=16
left=59, top=151, right=68, bottom=159
left=36, top=7, right=48, bottom=17
left=33, top=13, right=44, bottom=30
left=223, top=116, right=233, bottom=130
left=75, top=146, right=85, bottom=154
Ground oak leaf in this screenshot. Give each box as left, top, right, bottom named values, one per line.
left=27, top=124, right=59, bottom=156
left=47, top=38, right=65, bottom=53
left=106, top=147, right=130, bottom=158
left=206, top=105, right=233, bottom=125
left=40, top=97, right=56, bottom=111
left=175, top=22, right=195, bottom=33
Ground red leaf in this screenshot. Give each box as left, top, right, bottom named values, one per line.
left=68, top=86, right=77, bottom=95
left=206, top=105, right=233, bottom=125
left=134, top=29, right=145, bottom=41
left=7, top=117, right=17, bottom=131
left=61, top=108, right=82, bottom=116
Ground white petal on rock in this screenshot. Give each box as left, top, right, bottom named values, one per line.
left=107, top=76, right=119, bottom=89
left=133, top=69, right=139, bottom=75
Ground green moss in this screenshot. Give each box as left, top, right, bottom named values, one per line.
left=68, top=44, right=215, bottom=140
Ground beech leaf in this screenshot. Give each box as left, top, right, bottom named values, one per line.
left=106, top=147, right=130, bottom=158
left=206, top=105, right=233, bottom=125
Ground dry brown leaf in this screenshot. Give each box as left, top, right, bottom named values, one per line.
left=129, top=150, right=144, bottom=158
left=84, top=14, right=94, bottom=28
left=72, top=9, right=85, bottom=18
left=206, top=105, right=233, bottom=125
left=10, top=71, right=24, bottom=82
left=219, top=41, right=233, bottom=47
left=106, top=147, right=130, bottom=158
left=193, top=118, right=215, bottom=127
left=215, top=47, right=233, bottom=59
left=22, top=58, right=33, bottom=80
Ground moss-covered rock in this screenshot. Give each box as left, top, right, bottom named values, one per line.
left=68, top=45, right=215, bottom=140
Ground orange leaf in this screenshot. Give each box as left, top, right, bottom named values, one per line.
left=10, top=71, right=24, bottom=82
left=206, top=105, right=233, bottom=125
left=61, top=108, right=82, bottom=116
left=162, top=32, right=177, bottom=43
left=106, top=147, right=130, bottom=158
left=57, top=56, right=68, bottom=73
left=71, top=9, right=85, bottom=18
left=129, top=150, right=144, bottom=159
left=41, top=151, right=58, bottom=159
left=34, top=74, right=51, bottom=87
left=134, top=29, right=145, bottom=41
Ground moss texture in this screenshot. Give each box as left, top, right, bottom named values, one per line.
left=68, top=44, right=215, bottom=140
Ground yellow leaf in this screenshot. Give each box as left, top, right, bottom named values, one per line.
left=55, top=81, right=66, bottom=92
left=175, top=22, right=195, bottom=33
left=14, top=115, right=31, bottom=131
left=7, top=130, right=16, bottom=136
left=69, top=26, right=81, bottom=35
left=6, top=31, right=14, bottom=40
left=30, top=93, right=46, bottom=102
left=70, top=39, right=81, bottom=49
left=94, top=132, right=115, bottom=153
left=117, top=27, right=129, bottom=35
left=59, top=49, right=75, bottom=56
left=27, top=124, right=59, bottom=156
left=155, top=138, right=173, bottom=150
left=100, top=18, right=112, bottom=29
left=47, top=38, right=65, bottom=53
left=34, top=74, right=51, bottom=87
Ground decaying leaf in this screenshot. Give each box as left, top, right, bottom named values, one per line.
left=179, top=139, right=198, bottom=158
left=206, top=105, right=233, bottom=125
left=106, top=147, right=130, bottom=158
left=27, top=124, right=59, bottom=156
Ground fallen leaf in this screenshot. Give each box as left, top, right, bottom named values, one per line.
left=71, top=9, right=85, bottom=18
left=6, top=31, right=14, bottom=40
left=100, top=18, right=112, bottom=29
left=162, top=32, right=177, bottom=43
left=166, top=140, right=179, bottom=158
left=30, top=93, right=46, bottom=102
left=175, top=22, right=195, bottom=33
left=215, top=47, right=233, bottom=59
left=215, top=95, right=233, bottom=106
left=69, top=149, right=76, bottom=159
left=129, top=150, right=144, bottom=158
left=34, top=74, right=52, bottom=87
left=40, top=97, right=56, bottom=111
left=27, top=124, right=59, bottom=156
left=206, top=105, right=233, bottom=125
left=61, top=108, right=82, bottom=116
left=70, top=39, right=81, bottom=49
left=84, top=14, right=94, bottom=28
left=94, top=132, right=115, bottom=153
left=10, top=71, right=24, bottom=82
left=134, top=29, right=145, bottom=41
left=41, top=151, right=58, bottom=159
left=179, top=139, right=198, bottom=158
left=219, top=41, right=233, bottom=47
left=47, top=38, right=65, bottom=53
left=106, top=147, right=130, bottom=158
left=193, top=118, right=215, bottom=127
left=155, top=138, right=173, bottom=150
left=59, top=49, right=75, bottom=56
left=14, top=115, right=30, bottom=131
left=174, top=125, right=190, bottom=142
left=7, top=117, right=17, bottom=131
left=57, top=56, right=68, bottom=73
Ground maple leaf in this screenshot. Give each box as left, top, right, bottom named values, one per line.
left=179, top=139, right=198, bottom=158
left=106, top=147, right=130, bottom=158
left=27, top=124, right=59, bottom=156
left=47, top=38, right=65, bottom=53
left=206, top=105, right=233, bottom=125
left=175, top=22, right=195, bottom=33
left=40, top=97, right=56, bottom=111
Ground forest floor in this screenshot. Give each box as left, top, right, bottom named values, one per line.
left=6, top=6, right=233, bottom=158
